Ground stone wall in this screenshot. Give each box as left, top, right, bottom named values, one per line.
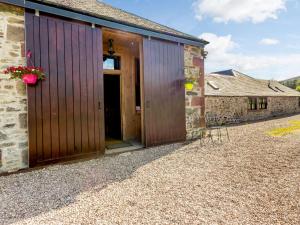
left=184, top=45, right=205, bottom=139
left=0, top=4, right=28, bottom=173
left=205, top=96, right=300, bottom=125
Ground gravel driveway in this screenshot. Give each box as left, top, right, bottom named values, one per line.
left=1, top=115, right=300, bottom=225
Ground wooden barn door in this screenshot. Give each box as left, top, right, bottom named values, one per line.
left=142, top=38, right=186, bottom=147
left=25, top=12, right=105, bottom=166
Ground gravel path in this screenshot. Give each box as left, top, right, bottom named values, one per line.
left=1, top=115, right=300, bottom=225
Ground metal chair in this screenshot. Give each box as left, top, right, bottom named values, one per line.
left=205, top=113, right=230, bottom=144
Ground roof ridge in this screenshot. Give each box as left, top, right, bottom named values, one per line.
left=205, top=70, right=300, bottom=97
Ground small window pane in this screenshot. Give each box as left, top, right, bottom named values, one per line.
left=103, top=55, right=121, bottom=70
left=248, top=97, right=257, bottom=110
left=103, top=58, right=114, bottom=70
left=258, top=97, right=268, bottom=109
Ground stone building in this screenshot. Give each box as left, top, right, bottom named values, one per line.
left=0, top=1, right=207, bottom=174
left=205, top=70, right=300, bottom=125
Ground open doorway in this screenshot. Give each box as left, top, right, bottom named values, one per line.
left=104, top=74, right=121, bottom=140
left=103, top=28, right=144, bottom=152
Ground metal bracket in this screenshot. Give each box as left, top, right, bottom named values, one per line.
left=35, top=9, right=39, bottom=17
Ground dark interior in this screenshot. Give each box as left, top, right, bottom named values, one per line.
left=104, top=75, right=121, bottom=139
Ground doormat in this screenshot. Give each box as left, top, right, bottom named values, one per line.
left=106, top=142, right=132, bottom=149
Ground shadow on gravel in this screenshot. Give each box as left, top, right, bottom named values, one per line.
left=0, top=143, right=185, bottom=224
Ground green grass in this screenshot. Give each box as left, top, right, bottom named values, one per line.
left=266, top=120, right=300, bottom=137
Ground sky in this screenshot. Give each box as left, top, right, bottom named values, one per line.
left=103, top=0, right=300, bottom=80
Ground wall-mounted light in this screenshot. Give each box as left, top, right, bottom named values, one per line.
left=201, top=49, right=208, bottom=59
left=108, top=39, right=115, bottom=56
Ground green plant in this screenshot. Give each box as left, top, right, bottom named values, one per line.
left=296, top=85, right=300, bottom=92
left=3, top=66, right=45, bottom=81
left=185, top=76, right=197, bottom=84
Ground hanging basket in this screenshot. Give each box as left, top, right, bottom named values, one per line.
left=3, top=66, right=45, bottom=85
left=2, top=50, right=45, bottom=85
left=22, top=74, right=38, bottom=85
left=185, top=82, right=194, bottom=90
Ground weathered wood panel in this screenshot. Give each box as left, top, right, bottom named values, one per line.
left=25, top=12, right=105, bottom=166
left=143, top=38, right=186, bottom=146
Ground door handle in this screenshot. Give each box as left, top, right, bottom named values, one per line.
left=146, top=100, right=150, bottom=108
left=98, top=101, right=102, bottom=110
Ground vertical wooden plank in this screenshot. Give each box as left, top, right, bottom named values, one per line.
left=32, top=16, right=43, bottom=162
left=96, top=28, right=105, bottom=153
left=153, top=41, right=161, bottom=144
left=173, top=44, right=179, bottom=141
left=174, top=45, right=181, bottom=139
left=40, top=17, right=52, bottom=160
left=149, top=40, right=155, bottom=145
left=80, top=25, right=88, bottom=152
left=142, top=39, right=148, bottom=146
left=64, top=23, right=75, bottom=155
left=86, top=27, right=95, bottom=151
left=179, top=45, right=186, bottom=140
left=48, top=20, right=60, bottom=158
left=175, top=44, right=182, bottom=141
left=72, top=24, right=82, bottom=154
left=57, top=21, right=67, bottom=157
left=157, top=41, right=164, bottom=144
left=170, top=44, right=177, bottom=140
left=79, top=25, right=89, bottom=153
left=154, top=41, right=160, bottom=144
left=92, top=29, right=100, bottom=151
left=162, top=42, right=170, bottom=142
left=144, top=38, right=152, bottom=146
left=25, top=12, right=37, bottom=166
left=33, top=16, right=43, bottom=162
left=168, top=43, right=175, bottom=142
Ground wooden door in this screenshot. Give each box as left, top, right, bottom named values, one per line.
left=25, top=12, right=105, bottom=166
left=142, top=38, right=186, bottom=147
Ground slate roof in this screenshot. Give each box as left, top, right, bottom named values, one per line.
left=35, top=0, right=206, bottom=43
left=205, top=70, right=300, bottom=97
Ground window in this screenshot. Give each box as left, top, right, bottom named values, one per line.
left=103, top=55, right=121, bottom=70
left=258, top=97, right=268, bottom=109
left=248, top=98, right=257, bottom=110
left=248, top=97, right=268, bottom=110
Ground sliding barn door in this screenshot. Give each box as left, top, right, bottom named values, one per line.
left=143, top=38, right=186, bottom=147
left=25, top=12, right=105, bottom=166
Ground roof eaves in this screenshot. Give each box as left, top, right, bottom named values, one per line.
left=30, top=0, right=209, bottom=46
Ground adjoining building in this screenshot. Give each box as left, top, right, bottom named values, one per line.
left=205, top=69, right=300, bottom=125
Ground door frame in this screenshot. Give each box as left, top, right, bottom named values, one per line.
left=139, top=40, right=146, bottom=146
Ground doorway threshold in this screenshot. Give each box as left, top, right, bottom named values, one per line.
left=105, top=142, right=144, bottom=155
